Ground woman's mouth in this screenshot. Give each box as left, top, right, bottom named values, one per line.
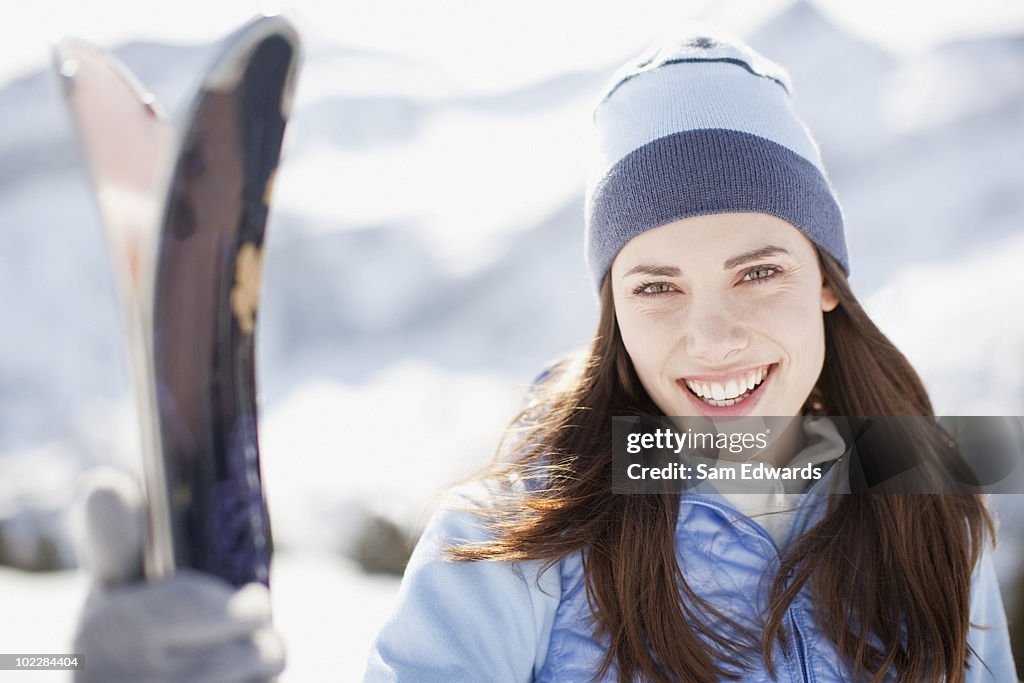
left=679, top=363, right=776, bottom=408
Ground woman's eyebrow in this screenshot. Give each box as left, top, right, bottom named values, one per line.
left=722, top=245, right=790, bottom=269
left=622, top=264, right=682, bottom=278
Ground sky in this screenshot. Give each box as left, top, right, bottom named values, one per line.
left=6, top=0, right=1024, bottom=88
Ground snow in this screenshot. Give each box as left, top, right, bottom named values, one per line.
left=1, top=2, right=1022, bottom=677
left=865, top=233, right=1024, bottom=416
left=260, top=362, right=524, bottom=554
left=0, top=553, right=398, bottom=682
left=270, top=552, right=398, bottom=681
left=274, top=78, right=597, bottom=274
left=881, top=36, right=1024, bottom=135
left=0, top=567, right=87, bottom=683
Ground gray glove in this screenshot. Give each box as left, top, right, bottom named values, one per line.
left=72, top=468, right=285, bottom=683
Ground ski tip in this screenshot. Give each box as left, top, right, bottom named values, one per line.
left=248, top=11, right=302, bottom=37
left=49, top=37, right=169, bottom=121
left=201, top=13, right=304, bottom=117
left=50, top=37, right=89, bottom=89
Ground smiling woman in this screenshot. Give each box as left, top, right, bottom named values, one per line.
left=362, top=26, right=1017, bottom=683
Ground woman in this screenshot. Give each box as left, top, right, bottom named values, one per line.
left=362, top=30, right=1017, bottom=682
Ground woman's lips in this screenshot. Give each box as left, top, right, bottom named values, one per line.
left=676, top=363, right=777, bottom=415
left=681, top=364, right=771, bottom=403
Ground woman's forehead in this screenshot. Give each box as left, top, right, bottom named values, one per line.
left=612, top=212, right=815, bottom=271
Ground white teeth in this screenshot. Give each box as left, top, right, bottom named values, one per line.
left=724, top=380, right=740, bottom=399
left=683, top=364, right=772, bottom=407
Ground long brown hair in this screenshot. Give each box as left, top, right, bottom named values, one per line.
left=448, top=247, right=995, bottom=683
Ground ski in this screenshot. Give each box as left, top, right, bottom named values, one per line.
left=54, top=14, right=302, bottom=588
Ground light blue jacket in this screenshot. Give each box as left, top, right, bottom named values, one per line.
left=363, top=480, right=1017, bottom=681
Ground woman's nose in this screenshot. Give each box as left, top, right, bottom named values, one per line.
left=683, top=305, right=749, bottom=365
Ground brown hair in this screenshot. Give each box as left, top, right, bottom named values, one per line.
left=448, top=248, right=994, bottom=683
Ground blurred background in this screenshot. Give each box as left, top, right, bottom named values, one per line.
left=1, top=0, right=1022, bottom=679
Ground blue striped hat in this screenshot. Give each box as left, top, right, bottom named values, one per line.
left=584, top=29, right=849, bottom=290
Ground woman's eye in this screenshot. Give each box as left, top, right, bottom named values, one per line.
left=741, top=266, right=781, bottom=284
left=634, top=282, right=674, bottom=296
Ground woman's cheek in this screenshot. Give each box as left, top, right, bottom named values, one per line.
left=744, top=286, right=819, bottom=333
left=618, top=308, right=682, bottom=373
left=784, top=299, right=829, bottom=371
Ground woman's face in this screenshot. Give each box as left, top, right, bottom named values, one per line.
left=610, top=212, right=839, bottom=417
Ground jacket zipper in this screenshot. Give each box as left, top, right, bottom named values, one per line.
left=681, top=494, right=814, bottom=681
left=789, top=611, right=810, bottom=683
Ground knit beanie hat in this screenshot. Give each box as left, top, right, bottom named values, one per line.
left=584, top=27, right=849, bottom=290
